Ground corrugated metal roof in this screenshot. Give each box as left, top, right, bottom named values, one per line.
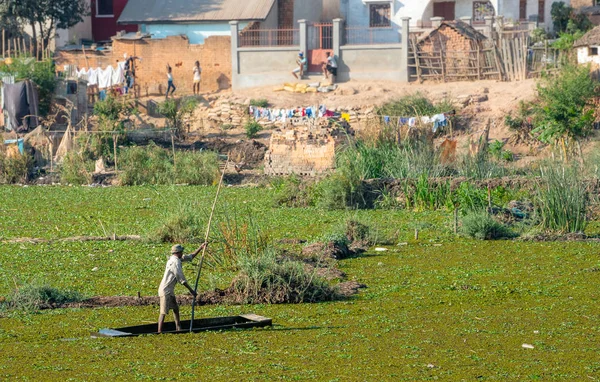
left=118, top=0, right=276, bottom=24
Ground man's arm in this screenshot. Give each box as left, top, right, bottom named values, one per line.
left=189, top=242, right=208, bottom=259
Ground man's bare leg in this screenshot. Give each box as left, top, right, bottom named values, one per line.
left=158, top=314, right=166, bottom=333
left=173, top=309, right=182, bottom=331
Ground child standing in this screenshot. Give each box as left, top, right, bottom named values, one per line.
left=166, top=64, right=176, bottom=98
left=192, top=61, right=202, bottom=95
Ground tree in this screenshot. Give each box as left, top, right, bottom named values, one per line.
left=7, top=0, right=87, bottom=55
left=532, top=65, right=597, bottom=161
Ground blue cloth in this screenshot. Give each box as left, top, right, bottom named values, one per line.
left=4, top=138, right=24, bottom=154
left=99, top=90, right=107, bottom=101
left=384, top=116, right=390, bottom=124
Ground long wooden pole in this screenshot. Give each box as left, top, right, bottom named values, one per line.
left=189, top=156, right=229, bottom=332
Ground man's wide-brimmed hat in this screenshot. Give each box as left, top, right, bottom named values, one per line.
left=171, top=244, right=184, bottom=254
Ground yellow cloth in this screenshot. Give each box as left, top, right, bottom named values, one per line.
left=341, top=113, right=351, bottom=122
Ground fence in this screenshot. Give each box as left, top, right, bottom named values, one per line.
left=1, top=30, right=52, bottom=60
left=238, top=29, right=299, bottom=47
left=344, top=26, right=400, bottom=45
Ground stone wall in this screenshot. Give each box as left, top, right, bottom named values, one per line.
left=55, top=35, right=232, bottom=95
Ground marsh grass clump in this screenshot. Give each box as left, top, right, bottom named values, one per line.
left=118, top=143, right=219, bottom=185
left=231, top=247, right=339, bottom=304
left=271, top=175, right=313, bottom=207
left=376, top=93, right=454, bottom=117
left=153, top=203, right=205, bottom=243
left=536, top=166, right=588, bottom=233
left=2, top=283, right=83, bottom=313
left=461, top=210, right=514, bottom=240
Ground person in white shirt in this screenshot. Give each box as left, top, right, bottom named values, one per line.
left=157, top=243, right=207, bottom=333
left=166, top=64, right=176, bottom=99
left=323, top=52, right=338, bottom=83
left=192, top=61, right=202, bottom=95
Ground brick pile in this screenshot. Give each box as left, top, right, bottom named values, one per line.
left=264, top=127, right=340, bottom=176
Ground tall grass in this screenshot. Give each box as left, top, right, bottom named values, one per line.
left=153, top=202, right=206, bottom=243
left=536, top=165, right=588, bottom=233
left=118, top=143, right=219, bottom=185
left=0, top=150, right=33, bottom=184
left=461, top=210, right=513, bottom=240
left=2, top=283, right=83, bottom=313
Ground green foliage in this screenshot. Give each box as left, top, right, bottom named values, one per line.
left=118, top=143, right=219, bottom=186
left=376, top=93, right=455, bottom=117
left=454, top=182, right=488, bottom=214
left=232, top=247, right=339, bottom=304
left=59, top=152, right=92, bottom=185
left=158, top=98, right=197, bottom=137
left=551, top=2, right=591, bottom=35
left=488, top=140, right=513, bottom=162
left=89, top=95, right=132, bottom=161
left=272, top=175, right=312, bottom=207
left=461, top=210, right=513, bottom=240
left=249, top=99, right=269, bottom=108
left=344, top=219, right=370, bottom=243
left=2, top=282, right=82, bottom=312
left=245, top=120, right=263, bottom=139
left=0, top=58, right=56, bottom=116
left=404, top=174, right=452, bottom=211
left=536, top=166, right=588, bottom=233
left=532, top=65, right=596, bottom=152
left=0, top=151, right=33, bottom=184
left=531, top=28, right=548, bottom=43
left=153, top=203, right=205, bottom=243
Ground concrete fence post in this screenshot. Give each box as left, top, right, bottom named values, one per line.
left=495, top=16, right=504, bottom=33
left=229, top=21, right=239, bottom=89
left=333, top=18, right=343, bottom=57
left=430, top=17, right=444, bottom=29
left=401, top=17, right=410, bottom=82
left=484, top=16, right=494, bottom=39
left=298, top=19, right=307, bottom=55
left=459, top=16, right=472, bottom=26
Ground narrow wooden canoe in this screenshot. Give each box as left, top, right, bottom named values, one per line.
left=92, top=314, right=272, bottom=337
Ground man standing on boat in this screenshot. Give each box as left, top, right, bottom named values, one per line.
left=158, top=243, right=207, bottom=333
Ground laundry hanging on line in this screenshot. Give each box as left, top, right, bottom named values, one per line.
left=76, top=62, right=126, bottom=89
left=248, top=105, right=338, bottom=123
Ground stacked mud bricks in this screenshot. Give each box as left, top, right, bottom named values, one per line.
left=55, top=35, right=232, bottom=95
left=264, top=128, right=337, bottom=176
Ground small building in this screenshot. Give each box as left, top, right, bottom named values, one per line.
left=416, top=21, right=490, bottom=81
left=575, top=25, right=600, bottom=67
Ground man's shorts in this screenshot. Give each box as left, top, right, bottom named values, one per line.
left=159, top=295, right=179, bottom=315
left=193, top=79, right=201, bottom=84
left=293, top=67, right=302, bottom=73
left=327, top=65, right=337, bottom=77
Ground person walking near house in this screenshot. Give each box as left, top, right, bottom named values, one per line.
left=192, top=61, right=202, bottom=95
left=157, top=243, right=207, bottom=333
left=323, top=51, right=338, bottom=84
left=166, top=64, right=176, bottom=98
left=292, top=52, right=308, bottom=79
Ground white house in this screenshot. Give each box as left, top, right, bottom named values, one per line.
left=575, top=25, right=600, bottom=65
left=340, top=0, right=571, bottom=31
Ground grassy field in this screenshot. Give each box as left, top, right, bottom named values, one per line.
left=0, top=185, right=599, bottom=380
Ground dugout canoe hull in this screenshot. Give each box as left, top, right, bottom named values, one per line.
left=92, top=314, right=272, bottom=337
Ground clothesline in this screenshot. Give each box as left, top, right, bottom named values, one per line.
left=75, top=61, right=127, bottom=91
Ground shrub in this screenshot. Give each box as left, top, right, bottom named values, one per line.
left=272, top=175, right=312, bottom=207
left=536, top=165, right=587, bottom=233
left=174, top=151, right=220, bottom=185
left=245, top=120, right=262, bottom=139
left=462, top=210, right=513, bottom=240
left=344, top=219, right=370, bottom=243
left=232, top=247, right=339, bottom=304
left=3, top=283, right=82, bottom=312
left=158, top=97, right=197, bottom=137
left=376, top=93, right=455, bottom=117
left=249, top=99, right=269, bottom=108
left=118, top=143, right=219, bottom=186
left=0, top=150, right=33, bottom=184
left=60, top=152, right=92, bottom=185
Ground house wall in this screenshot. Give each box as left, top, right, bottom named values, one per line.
left=234, top=47, right=299, bottom=88
left=91, top=0, right=136, bottom=41
left=262, top=1, right=280, bottom=29
left=578, top=46, right=600, bottom=64
left=55, top=35, right=232, bottom=94
left=337, top=44, right=405, bottom=81
left=145, top=22, right=250, bottom=45
left=56, top=0, right=93, bottom=47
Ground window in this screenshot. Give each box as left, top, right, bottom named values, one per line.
left=96, top=0, right=114, bottom=17
left=538, top=0, right=545, bottom=23
left=590, top=47, right=598, bottom=56
left=473, top=1, right=494, bottom=24
left=370, top=3, right=391, bottom=27
left=519, top=0, right=527, bottom=20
